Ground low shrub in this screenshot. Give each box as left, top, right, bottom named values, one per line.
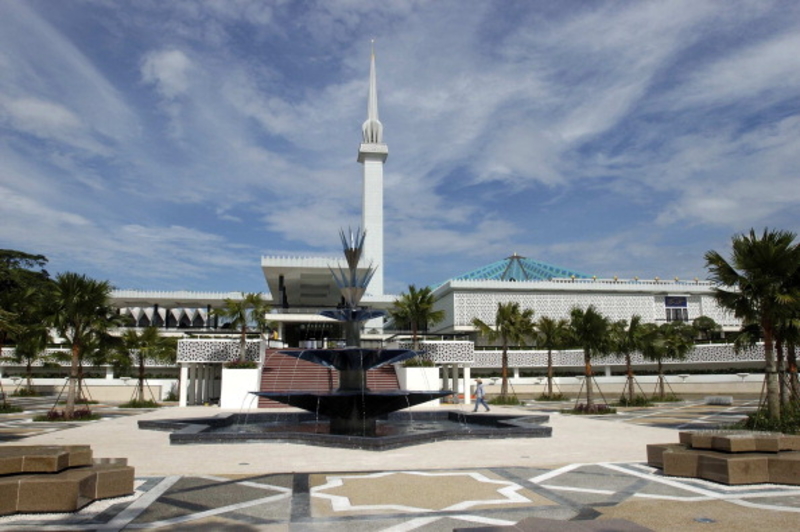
left=537, top=393, right=568, bottom=401
left=563, top=403, right=617, bottom=415
left=11, top=388, right=39, bottom=397
left=34, top=408, right=100, bottom=422
left=224, top=360, right=258, bottom=369
left=489, top=395, right=521, bottom=406
left=0, top=403, right=23, bottom=414
left=402, top=357, right=435, bottom=367
left=119, top=399, right=160, bottom=409
left=735, top=404, right=800, bottom=434
left=651, top=394, right=682, bottom=403
left=616, top=395, right=653, bottom=407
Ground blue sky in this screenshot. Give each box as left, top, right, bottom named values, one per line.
left=1, top=1, right=799, bottom=296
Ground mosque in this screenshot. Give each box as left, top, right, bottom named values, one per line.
left=2, top=51, right=758, bottom=406
left=111, top=51, right=738, bottom=342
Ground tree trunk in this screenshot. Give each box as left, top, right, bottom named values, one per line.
left=412, top=323, right=419, bottom=351
left=65, top=343, right=79, bottom=419
left=239, top=326, right=247, bottom=362
left=25, top=360, right=33, bottom=393
left=584, top=349, right=593, bottom=408
left=138, top=355, right=146, bottom=403
left=626, top=353, right=634, bottom=403
left=777, top=336, right=788, bottom=406
left=657, top=360, right=665, bottom=399
left=547, top=348, right=553, bottom=396
left=500, top=345, right=509, bottom=398
left=763, top=322, right=781, bottom=421
left=787, top=341, right=799, bottom=401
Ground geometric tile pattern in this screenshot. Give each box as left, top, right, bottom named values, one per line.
left=470, top=343, right=764, bottom=368
left=2, top=465, right=799, bottom=531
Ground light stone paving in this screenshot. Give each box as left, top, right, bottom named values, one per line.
left=1, top=399, right=798, bottom=530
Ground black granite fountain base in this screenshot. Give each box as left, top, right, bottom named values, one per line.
left=139, top=411, right=552, bottom=451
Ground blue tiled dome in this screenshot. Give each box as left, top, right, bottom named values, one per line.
left=448, top=253, right=591, bottom=282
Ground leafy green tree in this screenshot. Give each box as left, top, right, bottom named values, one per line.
left=692, top=316, right=721, bottom=343
left=389, top=285, right=445, bottom=350
left=49, top=272, right=119, bottom=419
left=705, top=228, right=800, bottom=420
left=535, top=316, right=569, bottom=397
left=610, top=315, right=644, bottom=404
left=10, top=287, right=55, bottom=394
left=115, top=327, right=177, bottom=403
left=473, top=302, right=535, bottom=399
left=0, top=250, right=51, bottom=357
left=568, top=306, right=612, bottom=409
left=213, top=293, right=271, bottom=362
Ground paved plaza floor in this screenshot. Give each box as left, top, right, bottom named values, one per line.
left=1, top=397, right=799, bottom=531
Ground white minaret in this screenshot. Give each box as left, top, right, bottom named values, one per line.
left=358, top=44, right=387, bottom=297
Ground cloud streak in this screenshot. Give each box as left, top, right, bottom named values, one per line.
left=0, top=0, right=797, bottom=295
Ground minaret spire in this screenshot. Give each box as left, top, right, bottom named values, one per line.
left=361, top=40, right=383, bottom=144
left=357, top=43, right=388, bottom=301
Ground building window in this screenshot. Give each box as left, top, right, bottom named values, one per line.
left=665, top=296, right=688, bottom=322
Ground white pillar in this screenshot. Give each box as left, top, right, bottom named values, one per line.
left=187, top=364, right=196, bottom=405
left=212, top=365, right=222, bottom=401
left=206, top=365, right=216, bottom=403
left=513, top=367, right=520, bottom=379
left=442, top=365, right=450, bottom=391
left=200, top=365, right=209, bottom=404
left=105, top=366, right=114, bottom=380
left=179, top=364, right=188, bottom=406
left=604, top=365, right=612, bottom=377
left=451, top=365, right=459, bottom=403
left=463, top=366, right=471, bottom=406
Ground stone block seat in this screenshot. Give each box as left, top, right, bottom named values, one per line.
left=0, top=445, right=134, bottom=516
left=647, top=431, right=800, bottom=485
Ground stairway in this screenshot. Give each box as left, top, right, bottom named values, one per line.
left=258, top=350, right=400, bottom=408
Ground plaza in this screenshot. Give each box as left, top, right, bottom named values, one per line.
left=2, top=396, right=800, bottom=530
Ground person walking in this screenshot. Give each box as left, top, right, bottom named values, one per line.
left=473, top=379, right=490, bottom=412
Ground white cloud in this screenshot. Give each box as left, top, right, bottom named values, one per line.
left=141, top=49, right=193, bottom=99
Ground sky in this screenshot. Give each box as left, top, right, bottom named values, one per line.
left=1, top=0, right=799, bottom=297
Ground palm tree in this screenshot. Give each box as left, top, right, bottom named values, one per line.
left=611, top=315, right=644, bottom=405
left=535, top=316, right=569, bottom=397
left=115, top=327, right=177, bottom=403
left=705, top=228, right=800, bottom=421
left=389, top=285, right=445, bottom=350
left=640, top=322, right=695, bottom=399
left=568, top=306, right=612, bottom=409
left=472, top=302, right=535, bottom=399
left=12, top=322, right=49, bottom=394
left=213, top=293, right=271, bottom=362
left=49, top=272, right=117, bottom=419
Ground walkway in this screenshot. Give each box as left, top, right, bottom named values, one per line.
left=1, top=398, right=799, bottom=531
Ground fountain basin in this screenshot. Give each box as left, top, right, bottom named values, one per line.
left=139, top=411, right=552, bottom=451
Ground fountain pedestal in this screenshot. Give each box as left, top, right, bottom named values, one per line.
left=254, top=348, right=453, bottom=436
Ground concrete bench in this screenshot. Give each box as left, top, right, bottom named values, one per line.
left=0, top=446, right=133, bottom=516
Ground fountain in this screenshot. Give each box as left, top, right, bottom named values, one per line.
left=139, top=229, right=552, bottom=449
left=252, top=228, right=453, bottom=436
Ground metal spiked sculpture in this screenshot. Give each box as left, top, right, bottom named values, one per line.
left=321, top=228, right=384, bottom=346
